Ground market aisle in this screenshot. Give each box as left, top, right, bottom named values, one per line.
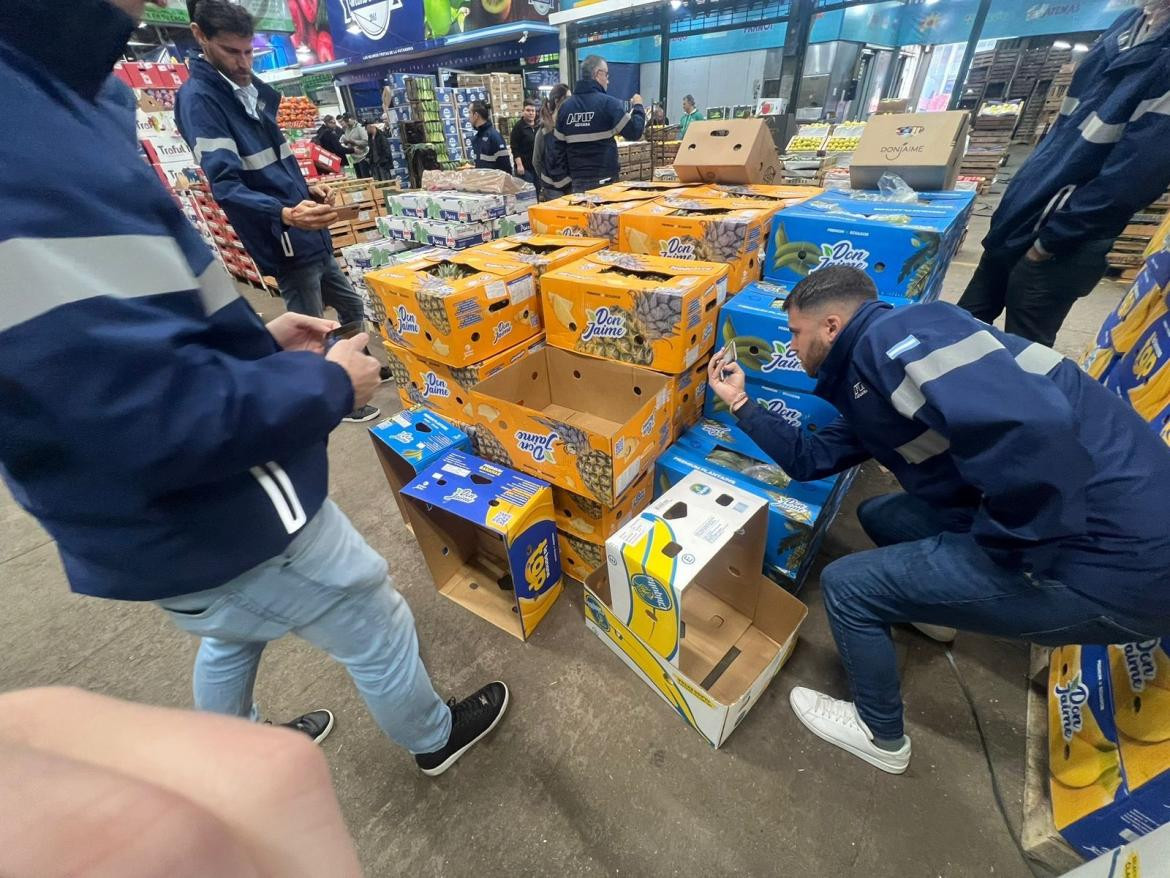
left=0, top=200, right=1122, bottom=875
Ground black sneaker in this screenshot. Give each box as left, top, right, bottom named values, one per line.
left=342, top=404, right=380, bottom=423
left=276, top=709, right=335, bottom=744
left=415, top=682, right=509, bottom=777
left=379, top=365, right=393, bottom=384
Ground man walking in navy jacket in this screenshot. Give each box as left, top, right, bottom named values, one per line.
left=0, top=0, right=509, bottom=778
left=709, top=267, right=1170, bottom=775
left=176, top=1, right=381, bottom=422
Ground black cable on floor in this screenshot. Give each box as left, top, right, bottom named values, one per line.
left=944, top=647, right=1045, bottom=878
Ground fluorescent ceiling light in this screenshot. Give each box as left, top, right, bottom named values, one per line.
left=670, top=0, right=682, bottom=8
left=1072, top=43, right=1089, bottom=52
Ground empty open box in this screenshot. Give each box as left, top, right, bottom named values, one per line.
left=400, top=450, right=562, bottom=640
left=585, top=469, right=807, bottom=746
left=368, top=408, right=470, bottom=529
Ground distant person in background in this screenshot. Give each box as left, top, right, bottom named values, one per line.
left=534, top=83, right=571, bottom=201
left=651, top=103, right=669, bottom=125
left=367, top=122, right=393, bottom=181
left=556, top=55, right=644, bottom=192
left=340, top=114, right=369, bottom=178
left=176, top=0, right=384, bottom=422
left=510, top=98, right=539, bottom=190
left=958, top=5, right=1170, bottom=348
left=314, top=115, right=352, bottom=169
left=678, top=94, right=703, bottom=136
left=470, top=100, right=511, bottom=172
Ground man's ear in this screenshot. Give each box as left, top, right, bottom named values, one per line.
left=825, top=313, right=843, bottom=338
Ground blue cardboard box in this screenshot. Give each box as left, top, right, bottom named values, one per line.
left=657, top=419, right=841, bottom=587
left=764, top=190, right=974, bottom=302
left=440, top=105, right=456, bottom=123
left=369, top=407, right=469, bottom=527
left=702, top=370, right=840, bottom=435
left=442, top=118, right=460, bottom=136
left=401, top=449, right=563, bottom=640
left=436, top=87, right=454, bottom=105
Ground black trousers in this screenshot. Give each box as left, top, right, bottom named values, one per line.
left=956, top=238, right=1113, bottom=347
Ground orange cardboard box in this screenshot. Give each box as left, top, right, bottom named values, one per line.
left=551, top=468, right=653, bottom=546
left=528, top=186, right=687, bottom=243
left=686, top=183, right=822, bottom=206
left=540, top=250, right=726, bottom=373
left=470, top=233, right=609, bottom=277
left=366, top=249, right=541, bottom=367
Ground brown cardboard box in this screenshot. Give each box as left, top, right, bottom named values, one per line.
left=874, top=98, right=910, bottom=115
left=673, top=119, right=782, bottom=184
left=849, top=111, right=970, bottom=191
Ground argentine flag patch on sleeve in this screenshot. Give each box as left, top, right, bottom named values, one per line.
left=886, top=335, right=920, bottom=359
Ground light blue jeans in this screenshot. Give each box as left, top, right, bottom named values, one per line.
left=157, top=500, right=451, bottom=754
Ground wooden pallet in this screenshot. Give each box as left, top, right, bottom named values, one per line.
left=1022, top=646, right=1086, bottom=873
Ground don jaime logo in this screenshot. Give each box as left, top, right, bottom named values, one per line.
left=1054, top=673, right=1090, bottom=742
left=516, top=429, right=558, bottom=462
left=559, top=226, right=585, bottom=237
left=660, top=236, right=696, bottom=259
left=759, top=397, right=803, bottom=428
left=815, top=240, right=869, bottom=271
left=443, top=487, right=477, bottom=504
left=422, top=372, right=450, bottom=398
left=761, top=340, right=802, bottom=373
left=630, top=574, right=673, bottom=611
left=1121, top=640, right=1161, bottom=691
left=581, top=307, right=627, bottom=342
left=395, top=304, right=420, bottom=335
left=492, top=321, right=513, bottom=345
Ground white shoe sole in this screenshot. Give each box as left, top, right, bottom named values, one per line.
left=420, top=684, right=510, bottom=777
left=790, top=698, right=908, bottom=775
left=342, top=409, right=380, bottom=423
left=911, top=623, right=957, bottom=643
left=310, top=710, right=336, bottom=745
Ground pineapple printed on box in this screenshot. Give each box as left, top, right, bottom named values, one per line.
left=470, top=347, right=672, bottom=505
left=527, top=187, right=686, bottom=243
left=366, top=249, right=542, bottom=367
left=552, top=469, right=653, bottom=545
left=540, top=251, right=727, bottom=373
left=472, top=234, right=609, bottom=277
left=619, top=196, right=781, bottom=294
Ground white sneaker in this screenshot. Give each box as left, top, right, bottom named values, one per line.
left=911, top=623, right=957, bottom=643
left=789, top=687, right=911, bottom=774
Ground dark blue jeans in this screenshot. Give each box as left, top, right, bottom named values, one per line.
left=274, top=255, right=365, bottom=327
left=824, top=493, right=1164, bottom=739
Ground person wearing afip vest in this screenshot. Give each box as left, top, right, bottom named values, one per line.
left=555, top=55, right=645, bottom=193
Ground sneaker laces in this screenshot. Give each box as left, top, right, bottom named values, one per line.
left=810, top=693, right=863, bottom=731
left=448, top=692, right=493, bottom=728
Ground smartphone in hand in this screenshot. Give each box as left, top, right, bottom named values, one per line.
left=720, top=341, right=737, bottom=380
left=325, top=320, right=368, bottom=350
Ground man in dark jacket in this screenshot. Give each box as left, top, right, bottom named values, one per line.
left=175, top=2, right=382, bottom=421
left=555, top=55, right=645, bottom=192
left=708, top=266, right=1170, bottom=775
left=958, top=7, right=1170, bottom=347
left=0, top=0, right=510, bottom=777
left=315, top=115, right=353, bottom=169
left=510, top=99, right=538, bottom=185
left=470, top=100, right=511, bottom=172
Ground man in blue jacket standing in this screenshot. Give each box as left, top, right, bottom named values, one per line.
left=555, top=55, right=645, bottom=192
left=175, top=0, right=380, bottom=422
left=708, top=266, right=1170, bottom=775
left=0, top=0, right=509, bottom=778
left=958, top=5, right=1170, bottom=347
left=469, top=100, right=511, bottom=173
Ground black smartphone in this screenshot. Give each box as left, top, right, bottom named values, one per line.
left=325, top=320, right=367, bottom=350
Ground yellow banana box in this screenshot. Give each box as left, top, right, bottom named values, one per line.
left=558, top=529, right=605, bottom=582
left=528, top=187, right=687, bottom=243
left=618, top=196, right=780, bottom=293
left=366, top=249, right=541, bottom=367
left=539, top=250, right=726, bottom=373
left=469, top=233, right=609, bottom=277
left=552, top=469, right=653, bottom=547
left=368, top=407, right=470, bottom=530
left=585, top=471, right=807, bottom=746
left=685, top=183, right=822, bottom=207
left=1104, top=311, right=1170, bottom=443
left=383, top=335, right=546, bottom=425
left=400, top=449, right=562, bottom=641
left=469, top=347, right=673, bottom=505
left=1079, top=251, right=1170, bottom=383
left=1110, top=640, right=1170, bottom=797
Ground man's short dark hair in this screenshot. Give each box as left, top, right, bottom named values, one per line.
left=470, top=100, right=491, bottom=121
left=783, top=266, right=877, bottom=313
left=323, top=114, right=335, bottom=124
left=188, top=0, right=254, bottom=38
left=524, top=98, right=537, bottom=109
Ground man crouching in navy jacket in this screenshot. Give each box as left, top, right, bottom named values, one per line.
left=708, top=266, right=1170, bottom=775
left=555, top=54, right=645, bottom=193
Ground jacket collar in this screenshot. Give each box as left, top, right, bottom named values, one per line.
left=1104, top=8, right=1170, bottom=73
left=813, top=299, right=893, bottom=398
left=188, top=55, right=280, bottom=121
left=474, top=120, right=492, bottom=134
left=575, top=78, right=606, bottom=95
left=0, top=0, right=135, bottom=100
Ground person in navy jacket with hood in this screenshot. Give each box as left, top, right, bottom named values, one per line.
left=0, top=0, right=509, bottom=778
left=555, top=55, right=645, bottom=192
left=958, top=5, right=1170, bottom=347
left=709, top=266, right=1170, bottom=776
left=175, top=1, right=381, bottom=422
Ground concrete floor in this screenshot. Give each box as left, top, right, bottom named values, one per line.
left=0, top=169, right=1125, bottom=875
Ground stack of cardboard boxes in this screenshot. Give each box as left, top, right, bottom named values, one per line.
left=617, top=140, right=652, bottom=181
left=378, top=187, right=536, bottom=249
left=325, top=179, right=402, bottom=250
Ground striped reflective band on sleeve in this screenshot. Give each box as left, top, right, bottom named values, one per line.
left=1015, top=342, right=1064, bottom=376
left=894, top=429, right=950, bottom=465
left=479, top=149, right=511, bottom=160
left=193, top=138, right=294, bottom=170
left=541, top=172, right=571, bottom=187
left=0, top=234, right=230, bottom=333
left=193, top=136, right=238, bottom=162
left=889, top=330, right=1004, bottom=419
left=1059, top=96, right=1080, bottom=116
left=1078, top=88, right=1170, bottom=145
